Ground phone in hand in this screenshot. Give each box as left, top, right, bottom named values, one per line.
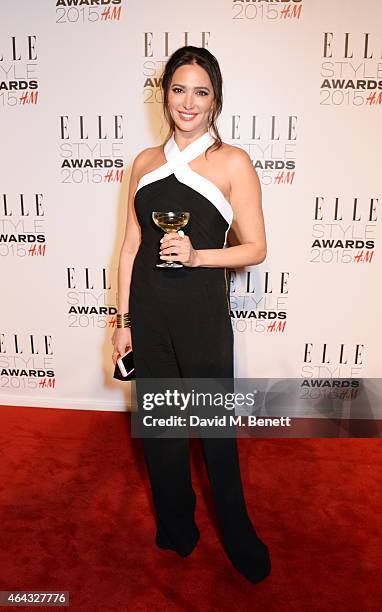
left=113, top=348, right=135, bottom=381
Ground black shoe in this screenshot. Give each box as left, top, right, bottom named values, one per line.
left=226, top=538, right=271, bottom=585
left=155, top=527, right=200, bottom=557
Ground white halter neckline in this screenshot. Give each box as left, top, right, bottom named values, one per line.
left=135, top=130, right=234, bottom=235
left=164, top=131, right=214, bottom=168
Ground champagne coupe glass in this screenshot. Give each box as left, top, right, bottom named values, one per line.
left=152, top=211, right=190, bottom=268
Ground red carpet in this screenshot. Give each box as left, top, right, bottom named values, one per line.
left=0, top=405, right=380, bottom=612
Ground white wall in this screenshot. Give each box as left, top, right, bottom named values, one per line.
left=1, top=0, right=380, bottom=411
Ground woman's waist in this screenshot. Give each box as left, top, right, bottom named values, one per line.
left=137, top=232, right=226, bottom=253
left=131, top=252, right=228, bottom=288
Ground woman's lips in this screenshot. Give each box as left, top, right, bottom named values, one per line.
left=178, top=111, right=198, bottom=121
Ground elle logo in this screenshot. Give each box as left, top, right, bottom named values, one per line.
left=59, top=115, right=124, bottom=140
left=323, top=32, right=382, bottom=59
left=0, top=36, right=37, bottom=61
left=67, top=268, right=111, bottom=291
left=0, top=334, right=53, bottom=355
left=1, top=194, right=44, bottom=217
left=303, top=343, right=364, bottom=365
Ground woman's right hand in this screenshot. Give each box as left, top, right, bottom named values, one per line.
left=111, top=327, right=133, bottom=365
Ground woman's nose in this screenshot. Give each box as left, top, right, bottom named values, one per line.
left=183, top=92, right=194, bottom=109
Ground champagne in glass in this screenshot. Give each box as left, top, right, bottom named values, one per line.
left=152, top=211, right=190, bottom=268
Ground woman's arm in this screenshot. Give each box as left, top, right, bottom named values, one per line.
left=112, top=156, right=143, bottom=363
left=116, top=157, right=142, bottom=313
left=195, top=147, right=267, bottom=268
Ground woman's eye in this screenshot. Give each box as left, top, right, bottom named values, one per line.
left=171, top=88, right=208, bottom=95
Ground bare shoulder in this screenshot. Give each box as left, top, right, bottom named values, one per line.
left=211, top=141, right=253, bottom=176
left=214, top=143, right=259, bottom=203
left=218, top=142, right=252, bottom=168
left=132, top=144, right=163, bottom=175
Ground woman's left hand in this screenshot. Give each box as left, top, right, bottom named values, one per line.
left=159, top=231, right=200, bottom=267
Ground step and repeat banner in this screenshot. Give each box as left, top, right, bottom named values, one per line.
left=1, top=0, right=381, bottom=412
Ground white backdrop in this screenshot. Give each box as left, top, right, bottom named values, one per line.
left=1, top=0, right=381, bottom=411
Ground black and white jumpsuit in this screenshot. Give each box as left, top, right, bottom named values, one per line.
left=129, top=131, right=271, bottom=584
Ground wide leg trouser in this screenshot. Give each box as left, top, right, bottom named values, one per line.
left=129, top=283, right=271, bottom=584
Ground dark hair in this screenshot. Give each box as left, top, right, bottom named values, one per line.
left=160, top=46, right=223, bottom=154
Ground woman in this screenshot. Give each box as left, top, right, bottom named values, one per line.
left=112, top=46, right=270, bottom=585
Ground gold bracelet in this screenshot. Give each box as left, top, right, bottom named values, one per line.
left=116, top=312, right=131, bottom=328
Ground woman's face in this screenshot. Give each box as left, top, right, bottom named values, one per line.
left=167, top=62, right=215, bottom=136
